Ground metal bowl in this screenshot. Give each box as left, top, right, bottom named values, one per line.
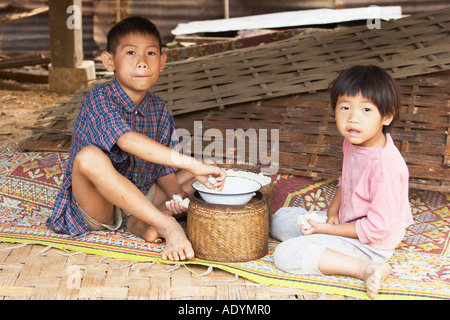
left=192, top=176, right=262, bottom=205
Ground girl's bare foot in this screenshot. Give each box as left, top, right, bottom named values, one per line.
left=363, top=263, right=391, bottom=299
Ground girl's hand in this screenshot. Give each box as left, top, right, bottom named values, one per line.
left=302, top=220, right=358, bottom=239
left=327, top=214, right=339, bottom=225
left=301, top=220, right=330, bottom=235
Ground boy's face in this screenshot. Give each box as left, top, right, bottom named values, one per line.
left=101, top=32, right=166, bottom=105
left=335, top=93, right=393, bottom=148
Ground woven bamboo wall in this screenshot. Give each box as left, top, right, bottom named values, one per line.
left=174, top=72, right=450, bottom=192
left=17, top=9, right=450, bottom=192
left=152, top=8, right=450, bottom=115
left=20, top=72, right=448, bottom=192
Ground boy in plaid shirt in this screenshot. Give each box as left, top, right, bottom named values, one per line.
left=47, top=17, right=225, bottom=261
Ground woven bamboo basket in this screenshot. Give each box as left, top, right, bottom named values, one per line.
left=187, top=191, right=268, bottom=262
left=260, top=178, right=274, bottom=218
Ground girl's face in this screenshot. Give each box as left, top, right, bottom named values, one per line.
left=335, top=93, right=394, bottom=148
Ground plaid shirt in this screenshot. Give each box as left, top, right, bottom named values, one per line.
left=46, top=78, right=180, bottom=237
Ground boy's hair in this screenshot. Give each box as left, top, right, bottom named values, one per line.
left=330, top=65, right=401, bottom=134
left=106, top=16, right=162, bottom=54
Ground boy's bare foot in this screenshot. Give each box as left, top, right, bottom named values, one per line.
left=160, top=219, right=194, bottom=261
left=363, top=263, right=391, bottom=299
left=127, top=217, right=162, bottom=243
left=127, top=216, right=194, bottom=261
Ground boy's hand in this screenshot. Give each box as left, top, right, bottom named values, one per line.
left=165, top=192, right=189, bottom=217
left=192, top=162, right=226, bottom=191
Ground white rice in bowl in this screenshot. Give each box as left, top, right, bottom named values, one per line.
left=224, top=169, right=272, bottom=186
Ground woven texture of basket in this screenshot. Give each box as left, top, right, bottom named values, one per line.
left=260, top=179, right=274, bottom=218
left=187, top=191, right=268, bottom=262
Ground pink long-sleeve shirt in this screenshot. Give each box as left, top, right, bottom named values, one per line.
left=338, top=134, right=413, bottom=250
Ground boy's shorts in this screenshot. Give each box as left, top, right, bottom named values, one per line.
left=77, top=184, right=156, bottom=231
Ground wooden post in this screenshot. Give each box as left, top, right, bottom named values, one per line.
left=49, top=0, right=83, bottom=68
left=48, top=0, right=95, bottom=94
left=224, top=0, right=229, bottom=19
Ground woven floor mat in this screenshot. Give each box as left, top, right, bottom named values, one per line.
left=0, top=243, right=349, bottom=300
left=0, top=143, right=449, bottom=300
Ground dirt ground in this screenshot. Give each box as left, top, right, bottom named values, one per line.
left=0, top=79, right=68, bottom=145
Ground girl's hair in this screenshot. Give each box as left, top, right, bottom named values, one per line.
left=106, top=16, right=162, bottom=54
left=330, top=65, right=401, bottom=134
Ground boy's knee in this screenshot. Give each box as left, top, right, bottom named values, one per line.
left=74, top=145, right=110, bottom=174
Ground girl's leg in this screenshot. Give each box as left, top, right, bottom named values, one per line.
left=274, top=234, right=392, bottom=299
left=318, top=248, right=391, bottom=299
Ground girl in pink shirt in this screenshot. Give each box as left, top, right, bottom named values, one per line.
left=271, top=65, right=413, bottom=299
